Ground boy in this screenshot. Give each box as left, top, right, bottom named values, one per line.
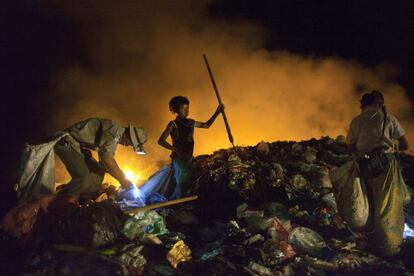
left=158, top=96, right=224, bottom=199
left=346, top=90, right=409, bottom=256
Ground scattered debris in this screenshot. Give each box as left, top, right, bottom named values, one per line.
left=2, top=136, right=414, bottom=275
left=166, top=240, right=192, bottom=268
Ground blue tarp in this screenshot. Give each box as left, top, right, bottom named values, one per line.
left=116, top=165, right=174, bottom=211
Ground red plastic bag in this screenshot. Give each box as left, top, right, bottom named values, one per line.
left=1, top=195, right=78, bottom=239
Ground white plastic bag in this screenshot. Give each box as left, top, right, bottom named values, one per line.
left=16, top=133, right=67, bottom=203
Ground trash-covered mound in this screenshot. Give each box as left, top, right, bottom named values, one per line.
left=192, top=137, right=414, bottom=218
left=191, top=137, right=353, bottom=220
left=177, top=136, right=414, bottom=275
left=2, top=136, right=414, bottom=275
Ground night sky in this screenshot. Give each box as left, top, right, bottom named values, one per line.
left=1, top=0, right=413, bottom=214
left=210, top=0, right=414, bottom=96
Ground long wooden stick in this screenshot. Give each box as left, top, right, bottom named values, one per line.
left=203, top=54, right=235, bottom=148
left=124, top=195, right=198, bottom=215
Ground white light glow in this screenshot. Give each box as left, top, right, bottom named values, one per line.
left=403, top=223, right=414, bottom=239
left=125, top=169, right=141, bottom=185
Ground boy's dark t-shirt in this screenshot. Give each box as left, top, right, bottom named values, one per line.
left=170, top=118, right=195, bottom=161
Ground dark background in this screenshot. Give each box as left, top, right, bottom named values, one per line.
left=1, top=0, right=413, bottom=216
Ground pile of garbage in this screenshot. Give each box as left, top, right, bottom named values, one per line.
left=1, top=136, right=414, bottom=275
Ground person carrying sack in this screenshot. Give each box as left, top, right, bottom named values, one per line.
left=345, top=90, right=409, bottom=256
left=16, top=118, right=147, bottom=203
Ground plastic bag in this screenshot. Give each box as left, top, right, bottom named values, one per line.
left=16, top=133, right=68, bottom=203
left=115, top=185, right=146, bottom=211
left=118, top=185, right=143, bottom=201
left=289, top=227, right=331, bottom=259
left=146, top=192, right=168, bottom=205
left=1, top=195, right=78, bottom=239
left=166, top=240, right=192, bottom=268
left=122, top=210, right=168, bottom=240
left=114, top=243, right=147, bottom=268
left=139, top=164, right=175, bottom=197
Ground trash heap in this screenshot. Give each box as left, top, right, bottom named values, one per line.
left=2, top=136, right=414, bottom=275
left=191, top=137, right=353, bottom=221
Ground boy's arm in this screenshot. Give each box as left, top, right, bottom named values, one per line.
left=195, top=104, right=224, bottom=129
left=158, top=122, right=175, bottom=151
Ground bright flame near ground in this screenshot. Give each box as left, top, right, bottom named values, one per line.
left=55, top=147, right=151, bottom=187
left=125, top=168, right=141, bottom=185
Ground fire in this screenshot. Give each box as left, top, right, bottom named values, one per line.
left=125, top=168, right=142, bottom=185
left=55, top=147, right=151, bottom=187
left=101, top=164, right=147, bottom=187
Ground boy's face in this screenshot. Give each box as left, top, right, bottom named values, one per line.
left=177, top=104, right=189, bottom=118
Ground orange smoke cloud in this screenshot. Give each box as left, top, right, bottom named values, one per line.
left=47, top=1, right=413, bottom=183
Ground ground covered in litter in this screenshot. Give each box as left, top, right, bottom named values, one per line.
left=1, top=136, right=414, bottom=275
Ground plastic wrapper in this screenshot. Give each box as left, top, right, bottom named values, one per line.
left=122, top=210, right=168, bottom=241
left=114, top=243, right=146, bottom=268
left=115, top=185, right=146, bottom=211
left=289, top=227, right=330, bottom=259
left=166, top=240, right=192, bottom=268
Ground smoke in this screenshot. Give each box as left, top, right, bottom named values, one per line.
left=45, top=1, right=413, bottom=182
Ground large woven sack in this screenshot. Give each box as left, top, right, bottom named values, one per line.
left=330, top=161, right=369, bottom=229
